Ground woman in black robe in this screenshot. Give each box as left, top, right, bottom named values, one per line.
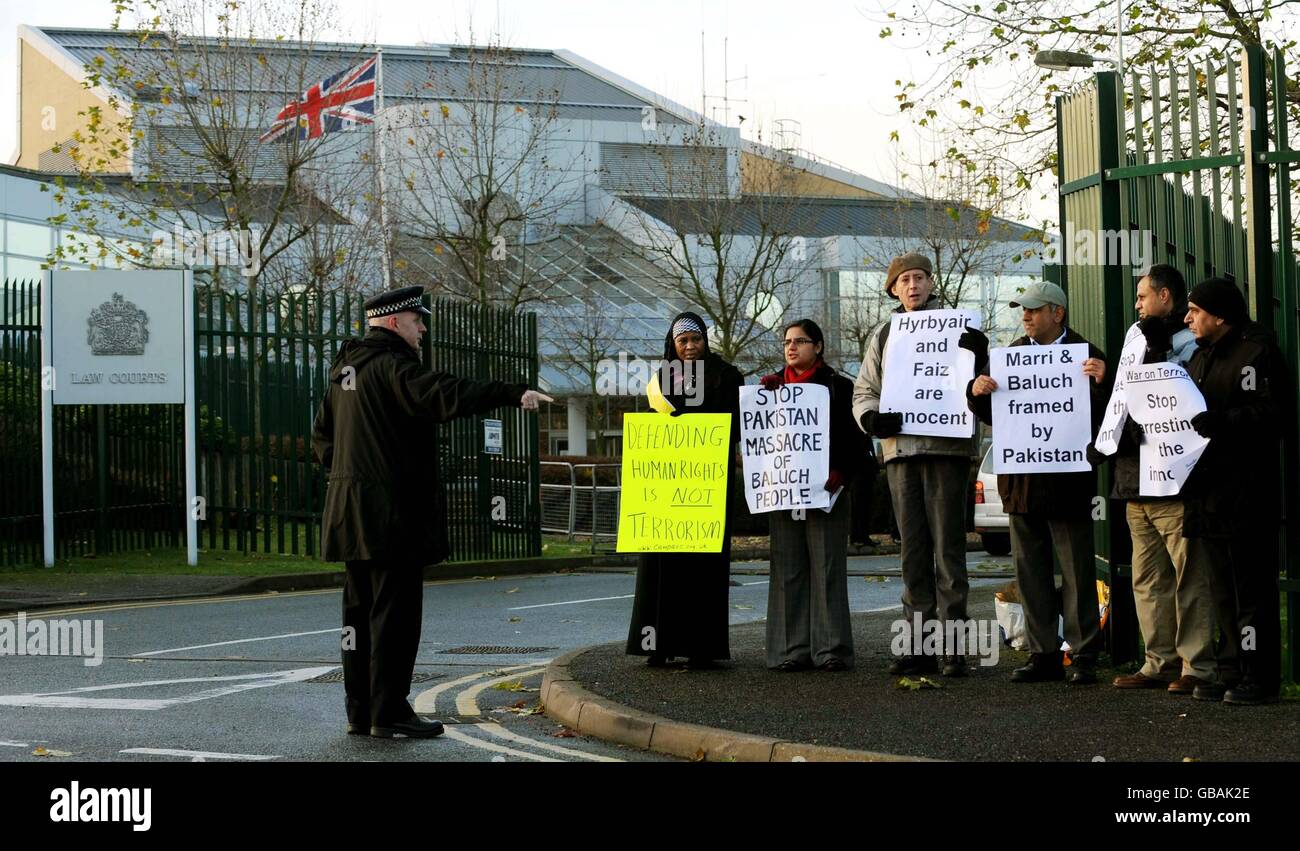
left=625, top=311, right=743, bottom=668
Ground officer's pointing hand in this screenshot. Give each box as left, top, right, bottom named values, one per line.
left=520, top=390, right=554, bottom=410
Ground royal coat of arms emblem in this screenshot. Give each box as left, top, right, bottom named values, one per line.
left=87, top=292, right=149, bottom=356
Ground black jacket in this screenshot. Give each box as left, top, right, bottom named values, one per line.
left=1181, top=322, right=1283, bottom=538
left=311, top=327, right=526, bottom=564
left=966, top=329, right=1108, bottom=517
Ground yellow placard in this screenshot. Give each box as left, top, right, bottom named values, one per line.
left=616, top=412, right=731, bottom=553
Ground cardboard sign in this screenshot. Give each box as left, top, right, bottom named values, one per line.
left=738, top=383, right=830, bottom=514
left=1094, top=323, right=1146, bottom=455
left=879, top=309, right=980, bottom=438
left=1122, top=363, right=1209, bottom=496
left=616, top=413, right=732, bottom=553
left=989, top=343, right=1093, bottom=474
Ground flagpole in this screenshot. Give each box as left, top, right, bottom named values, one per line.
left=375, top=46, right=393, bottom=290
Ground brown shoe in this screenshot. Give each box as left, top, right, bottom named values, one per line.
left=1112, top=672, right=1169, bottom=689
left=1167, top=675, right=1211, bottom=695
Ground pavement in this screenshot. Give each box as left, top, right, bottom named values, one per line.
left=544, top=596, right=1300, bottom=763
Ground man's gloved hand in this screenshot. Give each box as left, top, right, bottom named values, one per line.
left=1137, top=315, right=1173, bottom=354
left=1122, top=416, right=1146, bottom=445
left=1085, top=444, right=1110, bottom=467
left=861, top=410, right=904, bottom=438
left=759, top=374, right=784, bottom=391
left=1191, top=410, right=1225, bottom=439
left=958, top=325, right=990, bottom=363
left=825, top=470, right=844, bottom=493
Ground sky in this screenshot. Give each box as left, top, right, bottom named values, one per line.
left=0, top=0, right=1074, bottom=222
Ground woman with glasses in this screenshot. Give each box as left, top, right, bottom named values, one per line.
left=625, top=311, right=744, bottom=669
left=761, top=319, right=864, bottom=671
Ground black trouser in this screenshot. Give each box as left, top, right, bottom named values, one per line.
left=1188, top=528, right=1282, bottom=693
left=342, top=559, right=425, bottom=727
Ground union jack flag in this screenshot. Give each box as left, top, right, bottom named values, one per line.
left=259, top=54, right=378, bottom=143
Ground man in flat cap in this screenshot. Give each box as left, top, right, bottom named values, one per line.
left=853, top=252, right=974, bottom=677
left=312, top=285, right=553, bottom=737
left=1180, top=278, right=1284, bottom=705
left=965, top=282, right=1109, bottom=685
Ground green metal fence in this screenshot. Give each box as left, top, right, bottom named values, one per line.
left=1056, top=45, right=1300, bottom=679
left=0, top=280, right=541, bottom=565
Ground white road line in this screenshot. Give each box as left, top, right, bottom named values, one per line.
left=857, top=605, right=902, bottom=614
left=474, top=722, right=622, bottom=762
left=508, top=594, right=634, bottom=611
left=0, top=741, right=31, bottom=748
left=120, top=748, right=279, bottom=761
left=0, top=666, right=335, bottom=710
left=133, top=628, right=339, bottom=657
left=412, top=665, right=536, bottom=715
left=455, top=667, right=548, bottom=717
left=740, top=580, right=769, bottom=586
left=440, top=726, right=559, bottom=762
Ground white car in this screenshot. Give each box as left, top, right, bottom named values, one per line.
left=974, top=446, right=1011, bottom=556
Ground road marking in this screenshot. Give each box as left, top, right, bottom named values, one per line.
left=0, top=666, right=335, bottom=710
left=120, top=748, right=279, bottom=761
left=455, top=667, right=548, bottom=717
left=0, top=741, right=32, bottom=748
left=508, top=594, right=634, bottom=611
left=474, top=722, right=622, bottom=762
left=857, top=605, right=902, bottom=614
left=412, top=665, right=537, bottom=715
left=440, top=726, right=560, bottom=761
left=740, top=580, right=769, bottom=586
left=133, top=628, right=339, bottom=657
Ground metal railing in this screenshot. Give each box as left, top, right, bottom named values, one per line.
left=540, top=461, right=621, bottom=552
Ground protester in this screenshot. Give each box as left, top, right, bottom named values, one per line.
left=625, top=311, right=744, bottom=669
left=1097, top=266, right=1217, bottom=695
left=311, top=286, right=552, bottom=738
left=853, top=253, right=973, bottom=677
left=1180, top=278, right=1284, bottom=705
left=965, top=281, right=1109, bottom=685
left=761, top=319, right=864, bottom=671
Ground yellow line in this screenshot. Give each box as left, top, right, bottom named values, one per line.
left=455, top=667, right=548, bottom=717
left=412, top=665, right=536, bottom=715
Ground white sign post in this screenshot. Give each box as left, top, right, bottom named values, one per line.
left=879, top=309, right=980, bottom=438
left=41, top=270, right=197, bottom=567
left=738, top=383, right=830, bottom=513
left=990, top=343, right=1093, bottom=474
left=1122, top=362, right=1209, bottom=496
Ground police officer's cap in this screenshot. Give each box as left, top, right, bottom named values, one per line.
left=364, top=286, right=432, bottom=319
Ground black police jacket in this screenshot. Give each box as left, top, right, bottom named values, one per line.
left=311, top=327, right=526, bottom=565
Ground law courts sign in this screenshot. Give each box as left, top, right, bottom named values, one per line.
left=50, top=272, right=186, bottom=405
left=41, top=270, right=197, bottom=566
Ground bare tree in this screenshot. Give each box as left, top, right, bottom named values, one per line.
left=606, top=124, right=819, bottom=373
left=383, top=33, right=592, bottom=310
left=48, top=0, right=378, bottom=295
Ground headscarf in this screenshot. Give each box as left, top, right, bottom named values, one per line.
left=662, top=310, right=710, bottom=361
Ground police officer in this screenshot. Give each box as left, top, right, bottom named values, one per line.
left=311, top=286, right=552, bottom=737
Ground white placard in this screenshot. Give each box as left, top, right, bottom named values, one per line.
left=739, top=383, right=830, bottom=513
left=879, top=309, right=980, bottom=438
left=990, top=343, right=1093, bottom=474
left=1094, top=323, right=1146, bottom=455
left=1122, top=362, right=1209, bottom=497
left=50, top=270, right=186, bottom=405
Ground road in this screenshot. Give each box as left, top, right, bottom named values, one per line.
left=0, top=554, right=1008, bottom=762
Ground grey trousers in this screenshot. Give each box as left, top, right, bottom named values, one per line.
left=1009, top=514, right=1103, bottom=661
left=886, top=457, right=970, bottom=649
left=766, top=494, right=854, bottom=668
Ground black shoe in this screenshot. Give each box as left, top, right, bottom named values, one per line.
left=889, top=655, right=939, bottom=676
left=1224, top=681, right=1279, bottom=706
left=646, top=654, right=671, bottom=668
left=370, top=716, right=445, bottom=738
left=1065, top=664, right=1097, bottom=685
left=941, top=657, right=967, bottom=677
left=346, top=722, right=367, bottom=735
left=772, top=659, right=811, bottom=672
left=819, top=658, right=848, bottom=672
left=1011, top=654, right=1065, bottom=683
left=1193, top=681, right=1228, bottom=702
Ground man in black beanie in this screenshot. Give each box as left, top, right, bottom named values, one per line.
left=1181, top=278, right=1284, bottom=704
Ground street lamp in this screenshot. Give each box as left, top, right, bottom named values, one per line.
left=1033, top=50, right=1120, bottom=72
